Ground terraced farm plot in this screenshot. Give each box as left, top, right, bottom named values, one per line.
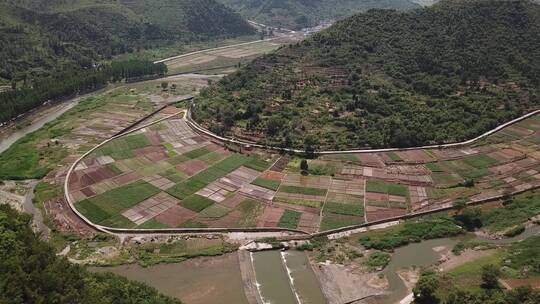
left=76, top=180, right=161, bottom=224
left=180, top=195, right=215, bottom=212
left=95, top=134, right=151, bottom=160
left=278, top=210, right=302, bottom=229
left=323, top=201, right=364, bottom=216
left=69, top=112, right=540, bottom=232
left=279, top=185, right=328, bottom=196
left=462, top=154, right=499, bottom=168
left=320, top=213, right=364, bottom=231
left=252, top=177, right=281, bottom=190
left=366, top=180, right=408, bottom=197
left=165, top=40, right=282, bottom=74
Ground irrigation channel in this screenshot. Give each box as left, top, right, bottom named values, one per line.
left=90, top=225, right=540, bottom=304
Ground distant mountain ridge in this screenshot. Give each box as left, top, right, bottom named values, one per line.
left=0, top=0, right=255, bottom=82
left=217, top=0, right=420, bottom=29
left=193, top=0, right=540, bottom=150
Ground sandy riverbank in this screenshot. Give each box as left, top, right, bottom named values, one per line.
left=312, top=261, right=388, bottom=304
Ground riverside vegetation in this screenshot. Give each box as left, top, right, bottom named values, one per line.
left=193, top=0, right=540, bottom=150
left=413, top=235, right=540, bottom=304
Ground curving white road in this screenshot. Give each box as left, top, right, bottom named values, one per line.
left=186, top=108, right=540, bottom=155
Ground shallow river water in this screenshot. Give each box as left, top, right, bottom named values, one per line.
left=378, top=224, right=540, bottom=304
left=89, top=228, right=539, bottom=304
left=0, top=98, right=83, bottom=154
left=91, top=225, right=540, bottom=304
left=91, top=253, right=249, bottom=304
left=252, top=250, right=326, bottom=304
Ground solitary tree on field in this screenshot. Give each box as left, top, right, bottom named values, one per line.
left=453, top=199, right=467, bottom=214
left=481, top=264, right=501, bottom=289
left=300, top=159, right=309, bottom=173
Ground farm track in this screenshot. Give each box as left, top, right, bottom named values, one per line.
left=154, top=37, right=286, bottom=64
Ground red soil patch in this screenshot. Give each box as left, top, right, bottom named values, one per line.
left=134, top=146, right=168, bottom=162
left=113, top=171, right=142, bottom=186
left=161, top=106, right=181, bottom=115
left=69, top=166, right=118, bottom=190
left=297, top=212, right=320, bottom=233
left=257, top=206, right=284, bottom=227
left=145, top=132, right=164, bottom=146
left=273, top=201, right=320, bottom=214
left=506, top=125, right=534, bottom=137
left=260, top=171, right=285, bottom=181
left=358, top=154, right=385, bottom=167
left=87, top=166, right=118, bottom=183
left=366, top=192, right=389, bottom=202
left=44, top=198, right=97, bottom=239
left=489, top=162, right=519, bottom=175
left=366, top=208, right=407, bottom=222
left=205, top=143, right=222, bottom=152
left=155, top=205, right=197, bottom=227
left=176, top=159, right=208, bottom=176
left=80, top=187, right=96, bottom=197
left=191, top=136, right=208, bottom=144
left=205, top=210, right=244, bottom=228
left=270, top=155, right=290, bottom=172
left=220, top=193, right=247, bottom=209
left=515, top=157, right=539, bottom=167
left=398, top=150, right=434, bottom=163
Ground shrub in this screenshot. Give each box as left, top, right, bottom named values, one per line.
left=365, top=251, right=391, bottom=269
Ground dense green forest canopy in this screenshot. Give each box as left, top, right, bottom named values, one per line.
left=0, top=0, right=254, bottom=83
left=193, top=0, right=540, bottom=150
left=0, top=0, right=254, bottom=123
left=0, top=204, right=181, bottom=304
left=217, top=0, right=420, bottom=29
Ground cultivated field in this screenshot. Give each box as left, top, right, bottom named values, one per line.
left=164, top=39, right=287, bottom=75
left=68, top=112, right=540, bottom=233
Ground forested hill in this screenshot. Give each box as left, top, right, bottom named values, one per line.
left=193, top=0, right=540, bottom=150
left=0, top=204, right=180, bottom=304
left=0, top=0, right=254, bottom=83
left=217, top=0, right=420, bottom=29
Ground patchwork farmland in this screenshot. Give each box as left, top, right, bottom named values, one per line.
left=67, top=113, right=540, bottom=233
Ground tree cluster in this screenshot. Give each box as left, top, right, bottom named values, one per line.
left=0, top=60, right=167, bottom=123
left=0, top=204, right=180, bottom=304
left=194, top=0, right=540, bottom=150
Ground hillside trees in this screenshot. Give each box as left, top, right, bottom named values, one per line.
left=0, top=204, right=180, bottom=304
left=194, top=0, right=540, bottom=150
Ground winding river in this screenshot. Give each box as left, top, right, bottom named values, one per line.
left=90, top=225, right=540, bottom=304
left=379, top=224, right=540, bottom=304
left=0, top=96, right=86, bottom=154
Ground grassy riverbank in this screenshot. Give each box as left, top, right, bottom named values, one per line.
left=420, top=234, right=540, bottom=302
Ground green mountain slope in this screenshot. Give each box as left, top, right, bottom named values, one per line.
left=217, top=0, right=420, bottom=29
left=0, top=0, right=254, bottom=81
left=0, top=204, right=181, bottom=304
left=193, top=0, right=540, bottom=150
